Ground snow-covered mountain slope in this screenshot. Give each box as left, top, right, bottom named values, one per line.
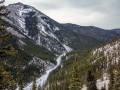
left=92, top=36, right=120, bottom=66
left=4, top=2, right=67, bottom=54
left=4, top=3, right=120, bottom=53
left=46, top=36, right=120, bottom=90
left=82, top=36, right=120, bottom=90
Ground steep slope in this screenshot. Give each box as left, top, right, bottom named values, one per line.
left=47, top=36, right=120, bottom=90
left=5, top=2, right=67, bottom=54
left=4, top=33, right=56, bottom=84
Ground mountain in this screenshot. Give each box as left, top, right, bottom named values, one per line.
left=4, top=3, right=120, bottom=52
left=62, top=23, right=120, bottom=49
left=2, top=2, right=120, bottom=86
left=112, top=28, right=120, bottom=33
left=63, top=23, right=119, bottom=42
left=4, top=2, right=68, bottom=54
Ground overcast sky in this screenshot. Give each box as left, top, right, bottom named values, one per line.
left=5, top=0, right=120, bottom=29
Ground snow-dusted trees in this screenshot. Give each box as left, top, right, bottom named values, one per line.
left=113, top=60, right=120, bottom=90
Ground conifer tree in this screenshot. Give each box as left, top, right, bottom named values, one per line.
left=0, top=0, right=16, bottom=89
left=0, top=0, right=16, bottom=59
left=101, top=84, right=106, bottom=90
left=32, top=72, right=37, bottom=90
left=113, top=60, right=120, bottom=90
left=113, top=71, right=120, bottom=90
left=69, top=54, right=81, bottom=90
left=108, top=66, right=114, bottom=90
left=0, top=61, right=15, bottom=89
left=16, top=56, right=23, bottom=90
left=38, top=85, right=41, bottom=90
left=86, top=70, right=97, bottom=90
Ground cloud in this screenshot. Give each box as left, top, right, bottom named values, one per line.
left=5, top=0, right=120, bottom=29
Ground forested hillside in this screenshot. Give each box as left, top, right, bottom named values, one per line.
left=46, top=36, right=120, bottom=90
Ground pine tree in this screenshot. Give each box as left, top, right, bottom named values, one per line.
left=113, top=71, right=120, bottom=90
left=0, top=1, right=16, bottom=60
left=86, top=70, right=97, bottom=90
left=113, top=60, right=120, bottom=90
left=69, top=54, right=81, bottom=90
left=0, top=0, right=16, bottom=89
left=0, top=61, right=15, bottom=89
left=32, top=72, right=37, bottom=90
left=108, top=66, right=114, bottom=90
left=38, top=85, right=41, bottom=90
left=101, top=84, right=106, bottom=90
left=16, top=56, right=23, bottom=90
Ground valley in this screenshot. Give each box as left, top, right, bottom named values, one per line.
left=0, top=1, right=120, bottom=90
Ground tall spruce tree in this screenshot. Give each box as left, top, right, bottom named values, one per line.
left=32, top=72, right=37, bottom=90
left=86, top=70, right=97, bottom=90
left=69, top=54, right=81, bottom=90
left=0, top=0, right=16, bottom=59
left=113, top=60, right=120, bottom=90
left=0, top=0, right=16, bottom=89
left=108, top=66, right=114, bottom=90
left=0, top=61, right=15, bottom=89
left=113, top=71, right=120, bottom=90
left=16, top=56, right=23, bottom=90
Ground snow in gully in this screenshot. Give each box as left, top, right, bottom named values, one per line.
left=24, top=46, right=72, bottom=90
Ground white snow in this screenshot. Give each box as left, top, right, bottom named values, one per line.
left=81, top=85, right=87, bottom=90
left=92, top=39, right=120, bottom=65
left=18, top=7, right=28, bottom=35
left=37, top=23, right=58, bottom=39
left=19, top=40, right=26, bottom=45
left=29, top=57, right=55, bottom=70
left=54, top=26, right=60, bottom=31
left=7, top=27, right=25, bottom=38
left=18, top=6, right=36, bottom=35
left=62, top=44, right=72, bottom=52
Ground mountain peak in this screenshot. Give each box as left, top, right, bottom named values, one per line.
left=8, top=2, right=24, bottom=6
left=8, top=2, right=31, bottom=8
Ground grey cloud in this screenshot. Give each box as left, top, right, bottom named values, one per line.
left=5, top=0, right=120, bottom=29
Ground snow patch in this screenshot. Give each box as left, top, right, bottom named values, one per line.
left=54, top=26, right=60, bottom=31
left=7, top=27, right=25, bottom=38
left=62, top=44, right=72, bottom=52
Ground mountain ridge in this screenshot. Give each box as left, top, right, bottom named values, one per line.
left=4, top=2, right=120, bottom=52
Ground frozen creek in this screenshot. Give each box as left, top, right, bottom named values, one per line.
left=24, top=45, right=72, bottom=90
